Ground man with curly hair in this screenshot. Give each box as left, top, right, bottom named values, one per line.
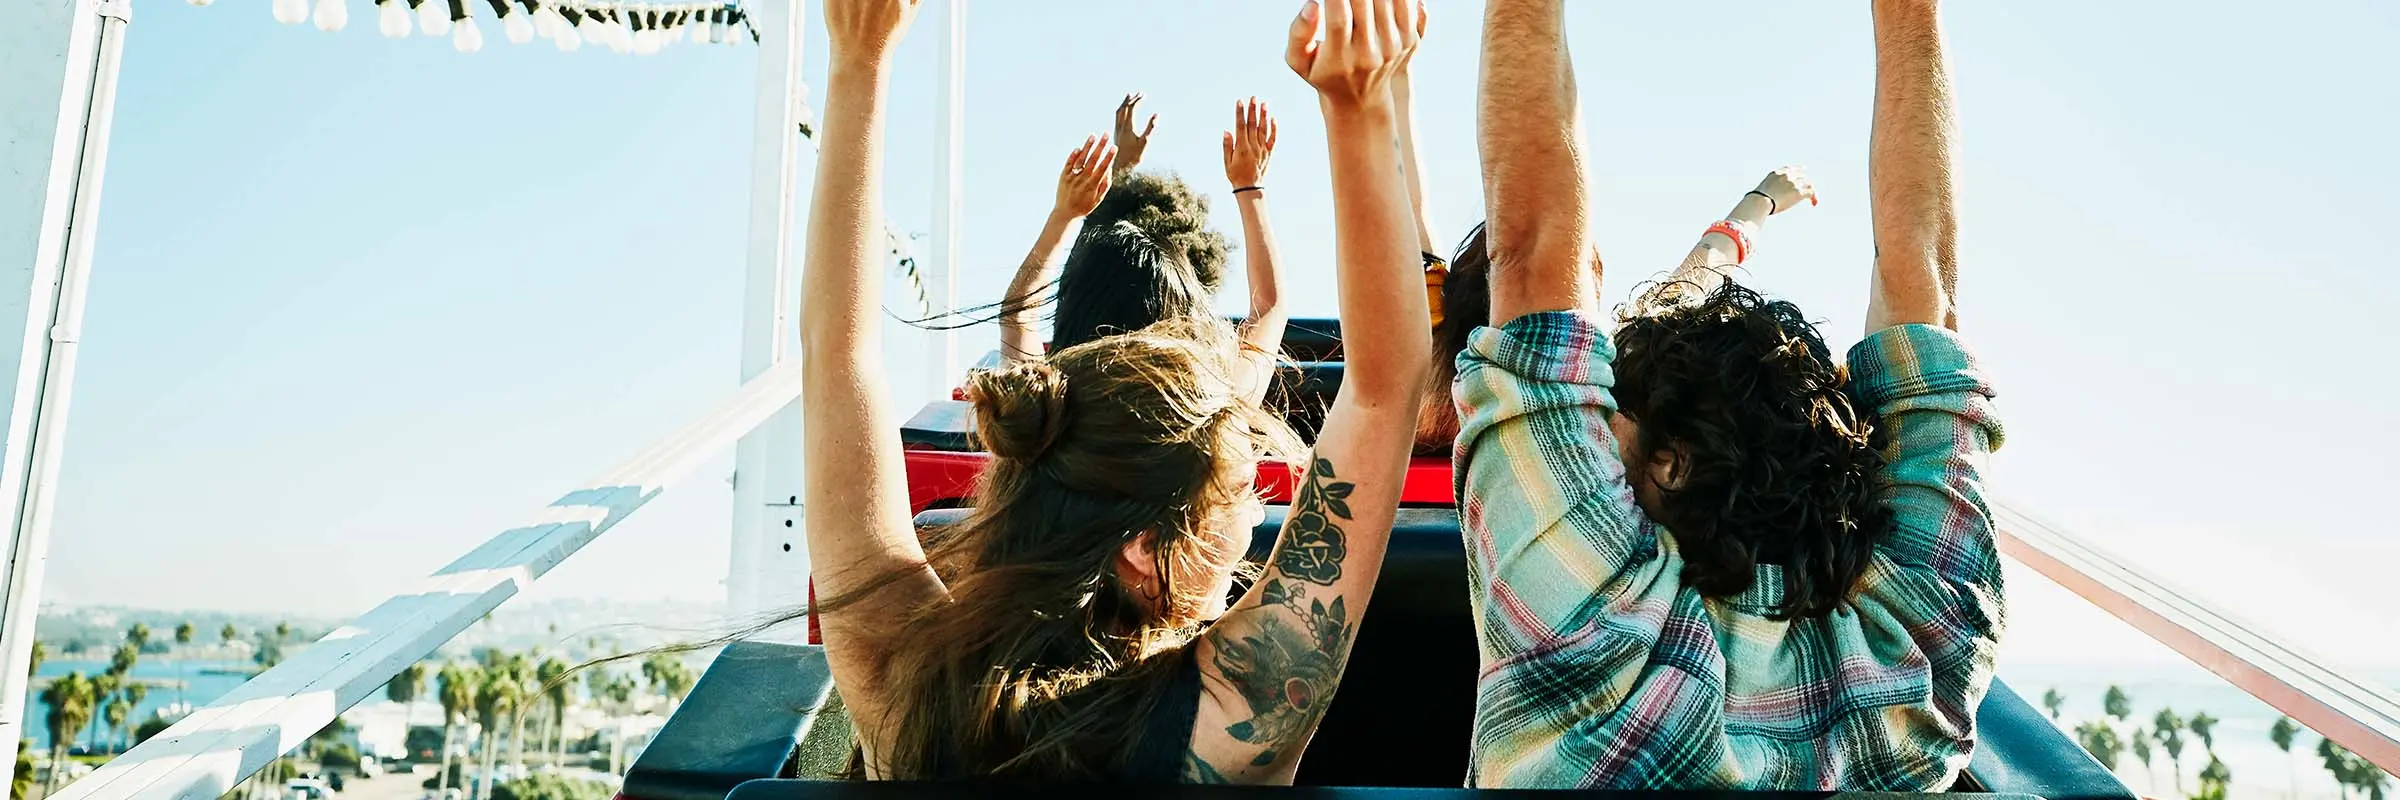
left=1456, top=0, right=2004, bottom=791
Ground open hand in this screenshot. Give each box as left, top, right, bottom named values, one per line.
left=1053, top=135, right=1117, bottom=220
left=824, top=0, right=921, bottom=62
left=1222, top=98, right=1278, bottom=189
left=1113, top=94, right=1159, bottom=174
left=1753, top=166, right=1819, bottom=214
left=1286, top=0, right=1424, bottom=108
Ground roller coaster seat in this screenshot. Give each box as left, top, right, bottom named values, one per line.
left=626, top=506, right=2132, bottom=800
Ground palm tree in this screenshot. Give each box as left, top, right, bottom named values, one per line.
left=100, top=697, right=128, bottom=756
left=437, top=664, right=479, bottom=800
left=2196, top=755, right=2233, bottom=800
left=28, top=640, right=45, bottom=677
left=641, top=654, right=695, bottom=713
left=2103, top=685, right=2133, bottom=723
left=106, top=642, right=136, bottom=681
left=2129, top=726, right=2155, bottom=791
left=2041, top=688, right=2066, bottom=721
left=40, top=671, right=93, bottom=793
left=2075, top=720, right=2123, bottom=771
left=219, top=623, right=237, bottom=648
left=172, top=622, right=196, bottom=708
left=273, top=621, right=291, bottom=643
left=536, top=657, right=570, bottom=767
left=2271, top=716, right=2301, bottom=798
left=14, top=739, right=34, bottom=800
left=123, top=624, right=150, bottom=652
left=505, top=653, right=536, bottom=775
left=474, top=674, right=518, bottom=799
left=83, top=673, right=119, bottom=752
left=2154, top=708, right=2187, bottom=794
left=2188, top=711, right=2220, bottom=756
left=120, top=683, right=148, bottom=751
left=589, top=668, right=640, bottom=776
left=388, top=662, right=427, bottom=756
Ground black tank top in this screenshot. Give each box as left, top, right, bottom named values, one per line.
left=1112, top=647, right=1205, bottom=783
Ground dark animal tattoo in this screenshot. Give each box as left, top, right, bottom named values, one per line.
left=1205, top=458, right=1360, bottom=771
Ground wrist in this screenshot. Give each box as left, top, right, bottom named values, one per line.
left=1047, top=207, right=1085, bottom=226
left=1319, top=98, right=1398, bottom=130
left=1732, top=192, right=1775, bottom=222
left=829, top=48, right=896, bottom=74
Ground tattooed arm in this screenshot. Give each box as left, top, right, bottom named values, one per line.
left=1185, top=0, right=1430, bottom=784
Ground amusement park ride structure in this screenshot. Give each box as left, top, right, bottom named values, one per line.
left=0, top=1, right=2392, bottom=797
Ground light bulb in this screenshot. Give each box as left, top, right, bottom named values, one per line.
left=605, top=21, right=632, bottom=53
left=503, top=10, right=534, bottom=43
left=417, top=2, right=451, bottom=36
left=376, top=0, right=412, bottom=36
left=574, top=15, right=600, bottom=44
left=313, top=0, right=349, bottom=32
left=553, top=21, right=581, bottom=51
left=688, top=19, right=711, bottom=45
left=632, top=29, right=660, bottom=55
left=533, top=6, right=562, bottom=38
left=452, top=16, right=484, bottom=52
left=273, top=0, right=309, bottom=24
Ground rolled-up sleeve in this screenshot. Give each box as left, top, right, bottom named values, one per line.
left=1844, top=324, right=2008, bottom=754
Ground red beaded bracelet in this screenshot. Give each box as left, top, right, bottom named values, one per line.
left=1704, top=220, right=1756, bottom=265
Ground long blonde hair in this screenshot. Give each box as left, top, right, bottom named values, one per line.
left=867, top=317, right=1301, bottom=779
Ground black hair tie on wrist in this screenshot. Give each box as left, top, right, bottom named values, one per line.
left=1747, top=190, right=1778, bottom=214
left=1232, top=186, right=1264, bottom=195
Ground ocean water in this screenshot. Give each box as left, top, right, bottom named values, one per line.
left=18, top=658, right=256, bottom=752
left=2002, top=663, right=2400, bottom=800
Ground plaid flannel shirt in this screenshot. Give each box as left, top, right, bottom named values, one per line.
left=1453, top=310, right=2006, bottom=790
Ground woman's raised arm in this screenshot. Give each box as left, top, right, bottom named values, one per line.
left=999, top=137, right=1117, bottom=364
left=1222, top=98, right=1290, bottom=407
left=1187, top=0, right=1431, bottom=784
left=795, top=0, right=941, bottom=764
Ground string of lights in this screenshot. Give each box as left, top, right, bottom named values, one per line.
left=203, top=0, right=758, bottom=55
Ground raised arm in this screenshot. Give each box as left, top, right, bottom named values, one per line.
left=1188, top=0, right=1430, bottom=784
left=999, top=136, right=1117, bottom=364
left=1866, top=0, right=1960, bottom=333
left=1393, top=65, right=1439, bottom=258
left=1658, top=167, right=1817, bottom=302
left=1221, top=98, right=1289, bottom=406
left=795, top=0, right=935, bottom=765
left=1112, top=93, right=1159, bottom=178
left=1480, top=0, right=1592, bottom=325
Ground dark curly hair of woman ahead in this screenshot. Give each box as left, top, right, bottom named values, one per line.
left=1612, top=279, right=1890, bottom=620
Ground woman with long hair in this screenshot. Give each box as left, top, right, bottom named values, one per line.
left=998, top=100, right=1287, bottom=405
left=800, top=0, right=1429, bottom=783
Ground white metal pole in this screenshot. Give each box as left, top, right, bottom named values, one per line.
left=924, top=0, right=966, bottom=399
left=729, top=0, right=806, bottom=624
left=0, top=0, right=127, bottom=766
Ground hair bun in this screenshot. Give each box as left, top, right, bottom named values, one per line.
left=968, top=362, right=1071, bottom=460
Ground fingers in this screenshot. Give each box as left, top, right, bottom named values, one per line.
left=1090, top=142, right=1118, bottom=179
left=1222, top=131, right=1237, bottom=166
left=1141, top=113, right=1158, bottom=139
left=1286, top=0, right=1322, bottom=76
left=1323, top=0, right=1352, bottom=48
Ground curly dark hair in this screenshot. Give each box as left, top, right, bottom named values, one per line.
left=1611, top=279, right=1889, bottom=620
left=1087, top=170, right=1232, bottom=292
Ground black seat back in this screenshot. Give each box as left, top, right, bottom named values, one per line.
left=624, top=642, right=842, bottom=800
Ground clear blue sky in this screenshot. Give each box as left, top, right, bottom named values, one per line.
left=42, top=1, right=2399, bottom=668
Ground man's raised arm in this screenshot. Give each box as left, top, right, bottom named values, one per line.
left=1866, top=0, right=1960, bottom=333
left=1480, top=0, right=1594, bottom=325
